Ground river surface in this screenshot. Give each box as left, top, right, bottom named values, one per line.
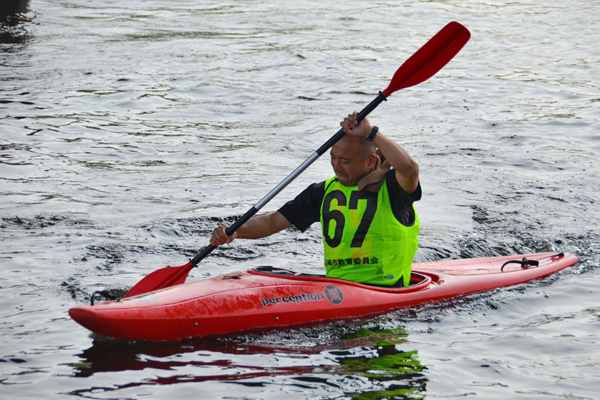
left=1, top=0, right=599, bottom=399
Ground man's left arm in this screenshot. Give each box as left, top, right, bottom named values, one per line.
left=370, top=130, right=419, bottom=195
left=340, top=112, right=419, bottom=195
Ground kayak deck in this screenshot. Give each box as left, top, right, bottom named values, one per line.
left=69, top=252, right=578, bottom=341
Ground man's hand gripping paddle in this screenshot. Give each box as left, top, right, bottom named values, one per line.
left=122, top=21, right=471, bottom=298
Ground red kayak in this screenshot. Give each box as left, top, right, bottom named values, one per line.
left=69, top=252, right=577, bottom=341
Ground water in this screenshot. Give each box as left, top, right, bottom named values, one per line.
left=1, top=0, right=599, bottom=398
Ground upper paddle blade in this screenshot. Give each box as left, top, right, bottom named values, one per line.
left=382, top=21, right=470, bottom=98
left=122, top=261, right=193, bottom=298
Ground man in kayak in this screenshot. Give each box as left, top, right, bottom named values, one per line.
left=211, top=112, right=420, bottom=287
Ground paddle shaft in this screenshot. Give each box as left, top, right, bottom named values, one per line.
left=190, top=92, right=386, bottom=266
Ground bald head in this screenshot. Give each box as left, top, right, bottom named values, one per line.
left=334, top=134, right=377, bottom=160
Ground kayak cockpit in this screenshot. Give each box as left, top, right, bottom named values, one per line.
left=248, top=266, right=433, bottom=293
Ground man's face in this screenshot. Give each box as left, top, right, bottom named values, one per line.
left=330, top=137, right=374, bottom=187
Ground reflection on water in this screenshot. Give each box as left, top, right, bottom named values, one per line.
left=0, top=0, right=30, bottom=45
left=69, top=325, right=426, bottom=399
left=0, top=0, right=29, bottom=24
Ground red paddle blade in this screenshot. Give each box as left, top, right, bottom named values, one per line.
left=382, top=21, right=470, bottom=98
left=122, top=261, right=193, bottom=298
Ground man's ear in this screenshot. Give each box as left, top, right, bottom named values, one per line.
left=367, top=153, right=378, bottom=169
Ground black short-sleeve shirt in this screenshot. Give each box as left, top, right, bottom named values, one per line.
left=278, top=169, right=421, bottom=232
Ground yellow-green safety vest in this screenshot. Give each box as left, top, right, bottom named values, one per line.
left=320, top=176, right=419, bottom=287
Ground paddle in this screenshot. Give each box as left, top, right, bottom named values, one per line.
left=122, top=21, right=471, bottom=298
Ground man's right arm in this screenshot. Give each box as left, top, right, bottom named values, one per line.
left=211, top=180, right=324, bottom=247
left=210, top=211, right=292, bottom=247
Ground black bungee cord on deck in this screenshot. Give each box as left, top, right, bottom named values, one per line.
left=500, top=252, right=565, bottom=272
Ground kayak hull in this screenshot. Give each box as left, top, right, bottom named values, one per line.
left=69, top=252, right=577, bottom=341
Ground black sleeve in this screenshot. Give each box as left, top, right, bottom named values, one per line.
left=278, top=181, right=326, bottom=232
left=386, top=169, right=421, bottom=226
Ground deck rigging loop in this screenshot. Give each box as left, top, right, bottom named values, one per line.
left=90, top=289, right=127, bottom=305
left=500, top=252, right=564, bottom=272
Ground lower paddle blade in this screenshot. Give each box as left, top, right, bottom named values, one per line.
left=382, top=21, right=470, bottom=98
left=122, top=261, right=193, bottom=298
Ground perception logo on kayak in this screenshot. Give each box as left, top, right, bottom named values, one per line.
left=260, top=285, right=344, bottom=307
left=324, top=285, right=344, bottom=305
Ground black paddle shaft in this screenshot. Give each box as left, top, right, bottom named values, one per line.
left=190, top=92, right=387, bottom=266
